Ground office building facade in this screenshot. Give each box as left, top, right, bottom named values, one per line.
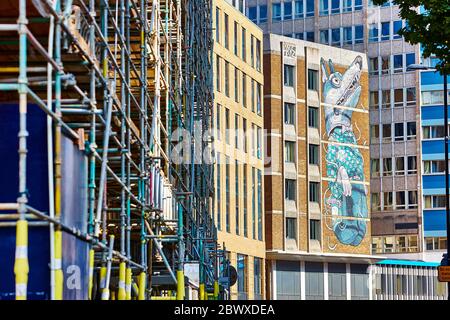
left=213, top=0, right=266, bottom=300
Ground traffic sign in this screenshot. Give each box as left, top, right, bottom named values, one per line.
left=438, top=265, right=450, bottom=282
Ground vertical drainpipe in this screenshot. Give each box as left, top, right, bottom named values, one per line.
left=53, top=0, right=64, bottom=300
left=14, top=0, right=29, bottom=300
left=87, top=0, right=97, bottom=301
left=177, top=197, right=185, bottom=300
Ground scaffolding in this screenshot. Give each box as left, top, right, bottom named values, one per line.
left=0, top=0, right=219, bottom=300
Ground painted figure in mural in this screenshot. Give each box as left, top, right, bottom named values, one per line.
left=321, top=56, right=368, bottom=246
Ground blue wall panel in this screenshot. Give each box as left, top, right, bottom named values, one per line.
left=423, top=210, right=446, bottom=233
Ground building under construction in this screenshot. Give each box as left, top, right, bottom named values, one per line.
left=0, top=0, right=224, bottom=300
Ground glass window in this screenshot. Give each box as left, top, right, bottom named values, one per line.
left=306, top=0, right=314, bottom=16
left=242, top=28, right=246, bottom=62
left=393, top=20, right=402, bottom=39
left=384, top=236, right=394, bottom=252
left=272, top=3, right=282, bottom=21
left=369, top=24, right=378, bottom=42
left=319, top=0, right=329, bottom=15
left=394, top=123, right=404, bottom=141
left=285, top=141, right=295, bottom=163
left=254, top=258, right=262, bottom=299
left=370, top=91, right=379, bottom=109
left=286, top=217, right=297, bottom=239
left=235, top=114, right=240, bottom=148
left=395, top=157, right=404, bottom=175
left=284, top=1, right=293, bottom=20
left=234, top=21, right=239, bottom=56
left=354, top=25, right=363, bottom=44
left=331, top=28, right=341, bottom=46
left=371, top=193, right=380, bottom=211
left=216, top=157, right=221, bottom=230
left=248, top=6, right=257, bottom=22
left=369, top=57, right=378, bottom=75
left=309, top=144, right=319, bottom=165
left=381, top=21, right=390, bottom=40
left=382, top=124, right=391, bottom=141
left=306, top=31, right=314, bottom=42
left=295, top=0, right=304, bottom=18
left=284, top=102, right=295, bottom=125
left=225, top=61, right=230, bottom=97
left=285, top=179, right=296, bottom=201
left=381, top=89, right=391, bottom=108
left=383, top=192, right=393, bottom=210
left=381, top=56, right=390, bottom=75
left=343, top=27, right=352, bottom=45
left=216, top=8, right=221, bottom=43
left=393, top=54, right=403, bottom=73
left=256, top=39, right=261, bottom=72
left=294, top=32, right=304, bottom=40
left=235, top=160, right=240, bottom=234
left=225, top=157, right=230, bottom=232
left=396, top=191, right=406, bottom=209
left=406, top=87, right=416, bottom=106
left=407, top=156, right=417, bottom=174
left=406, top=53, right=415, bottom=69
left=331, top=0, right=340, bottom=14
left=256, top=82, right=262, bottom=115
left=260, top=5, right=268, bottom=23
left=371, top=124, right=379, bottom=143
left=342, top=0, right=352, bottom=12
left=394, top=88, right=403, bottom=107
left=308, top=106, right=319, bottom=128
left=354, top=0, right=362, bottom=10
left=234, top=68, right=239, bottom=102
left=237, top=254, right=247, bottom=299
left=216, top=104, right=221, bottom=140
left=216, top=56, right=221, bottom=91
left=408, top=191, right=418, bottom=208
left=284, top=64, right=295, bottom=87
left=383, top=158, right=392, bottom=176
left=225, top=108, right=230, bottom=144
left=224, top=13, right=229, bottom=48
left=309, top=182, right=320, bottom=202
left=320, top=29, right=329, bottom=44
left=406, top=122, right=416, bottom=140
left=308, top=69, right=318, bottom=91
left=242, top=73, right=247, bottom=108
left=371, top=158, right=380, bottom=177
left=310, top=219, right=320, bottom=240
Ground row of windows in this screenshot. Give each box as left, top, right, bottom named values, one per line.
left=370, top=122, right=417, bottom=143
left=217, top=155, right=263, bottom=241
left=371, top=191, right=418, bottom=211
left=283, top=64, right=319, bottom=91
left=319, top=25, right=364, bottom=46
left=424, top=195, right=450, bottom=209
left=271, top=1, right=315, bottom=22
left=215, top=7, right=262, bottom=71
left=235, top=254, right=263, bottom=299
left=284, top=142, right=319, bottom=165
left=425, top=237, right=447, bottom=251
left=369, top=87, right=416, bottom=109
left=216, top=104, right=262, bottom=159
left=215, top=55, right=262, bottom=116
left=319, top=0, right=362, bottom=15
left=422, top=90, right=450, bottom=106
left=368, top=53, right=416, bottom=76
left=370, top=156, right=418, bottom=178
left=368, top=20, right=404, bottom=42
left=285, top=31, right=315, bottom=42
left=285, top=102, right=319, bottom=129
left=286, top=217, right=320, bottom=241
left=372, top=235, right=419, bottom=254
left=422, top=125, right=450, bottom=140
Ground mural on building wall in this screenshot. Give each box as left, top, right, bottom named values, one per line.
left=321, top=56, right=368, bottom=247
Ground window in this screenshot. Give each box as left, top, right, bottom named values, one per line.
left=234, top=21, right=239, bottom=56
left=235, top=160, right=240, bottom=234
left=372, top=237, right=383, bottom=254
left=423, top=160, right=446, bottom=174
left=308, top=69, right=318, bottom=91
left=257, top=169, right=263, bottom=241
left=371, top=124, right=379, bottom=143
left=256, top=83, right=262, bottom=115
left=216, top=8, right=221, bottom=43
left=237, top=254, right=247, bottom=299
left=331, top=28, right=340, bottom=46
left=394, top=88, right=403, bottom=107
left=284, top=64, right=295, bottom=87
left=309, top=144, right=319, bottom=165
left=294, top=32, right=304, bottom=40
left=393, top=20, right=402, bottom=39
left=319, top=0, right=329, bottom=15
left=394, top=123, right=404, bottom=141
left=393, top=54, right=403, bottom=73
left=285, top=141, right=295, bottom=163
left=234, top=68, right=239, bottom=102
left=306, top=0, right=314, bottom=16
left=286, top=217, right=297, bottom=240
left=256, top=126, right=262, bottom=159
left=284, top=103, right=295, bottom=125
left=260, top=5, right=268, bottom=23
left=395, top=157, right=404, bottom=175
left=405, top=53, right=415, bottom=69
left=309, top=182, right=320, bottom=202
left=272, top=3, right=282, bottom=21
left=242, top=28, right=246, bottom=62
left=225, top=108, right=230, bottom=144
left=343, top=27, right=352, bottom=45
left=306, top=31, right=314, bottom=42
left=242, top=74, right=247, bottom=108
left=235, top=114, right=240, bottom=148
left=369, top=24, right=378, bottom=42
left=243, top=118, right=247, bottom=152
left=331, top=0, right=340, bottom=14
left=382, top=124, right=391, bottom=142
left=310, top=219, right=320, bottom=240
left=406, top=87, right=416, bottom=106
left=216, top=104, right=221, bottom=140
left=354, top=0, right=362, bottom=10
left=295, top=0, right=304, bottom=18
left=371, top=193, right=380, bottom=211
left=371, top=158, right=380, bottom=177
left=381, top=90, right=391, bottom=108
left=224, top=13, right=229, bottom=49
left=370, top=91, right=379, bottom=109
left=407, top=156, right=417, bottom=174
left=254, top=258, right=262, bottom=299
left=308, top=106, right=319, bottom=128
left=408, top=191, right=418, bottom=209
left=396, top=191, right=406, bottom=209
left=243, top=163, right=248, bottom=237
left=384, top=236, right=394, bottom=253
left=406, top=122, right=416, bottom=140
left=252, top=167, right=256, bottom=239
left=383, top=158, right=392, bottom=176
left=342, top=0, right=352, bottom=12
left=284, top=1, right=293, bottom=20
left=285, top=179, right=296, bottom=201
left=250, top=35, right=255, bottom=68
left=256, top=39, right=261, bottom=72
left=381, top=21, right=390, bottom=41
left=423, top=125, right=446, bottom=139
left=369, top=57, right=378, bottom=76
left=383, top=192, right=393, bottom=210
left=216, top=56, right=221, bottom=91
left=247, top=6, right=257, bottom=22
left=251, top=79, right=255, bottom=112
left=381, top=56, right=390, bottom=75
left=320, top=29, right=329, bottom=44
left=424, top=195, right=446, bottom=209
left=354, top=25, right=364, bottom=44
left=225, top=61, right=230, bottom=97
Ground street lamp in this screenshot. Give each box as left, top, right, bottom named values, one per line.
left=407, top=63, right=449, bottom=299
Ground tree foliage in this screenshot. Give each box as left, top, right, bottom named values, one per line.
left=372, top=0, right=450, bottom=74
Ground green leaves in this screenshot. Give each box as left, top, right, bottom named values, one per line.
left=373, top=0, right=450, bottom=74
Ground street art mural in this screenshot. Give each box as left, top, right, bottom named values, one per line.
left=321, top=56, right=368, bottom=248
